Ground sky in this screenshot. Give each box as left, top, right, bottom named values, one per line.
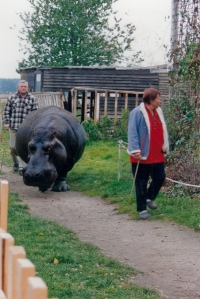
left=0, top=0, right=172, bottom=78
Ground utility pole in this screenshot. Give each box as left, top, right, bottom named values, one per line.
left=171, top=0, right=179, bottom=52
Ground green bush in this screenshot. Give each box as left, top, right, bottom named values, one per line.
left=82, top=109, right=129, bottom=142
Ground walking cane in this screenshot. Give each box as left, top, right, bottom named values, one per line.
left=129, top=136, right=145, bottom=203
left=129, top=159, right=140, bottom=203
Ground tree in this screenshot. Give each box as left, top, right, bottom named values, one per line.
left=18, top=0, right=142, bottom=68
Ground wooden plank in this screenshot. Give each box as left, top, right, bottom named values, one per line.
left=59, top=90, right=63, bottom=108
left=7, top=246, right=26, bottom=299
left=84, top=90, right=88, bottom=120
left=16, top=258, right=35, bottom=299
left=0, top=290, right=6, bottom=299
left=93, top=91, right=98, bottom=122
left=72, top=89, right=77, bottom=116
left=0, top=180, right=8, bottom=231
left=135, top=93, right=139, bottom=107
left=28, top=277, right=48, bottom=299
left=72, top=87, right=144, bottom=95
left=114, top=93, right=118, bottom=125
left=104, top=91, right=108, bottom=117
left=124, top=93, right=128, bottom=109
left=0, top=232, right=14, bottom=296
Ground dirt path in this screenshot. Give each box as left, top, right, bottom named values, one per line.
left=1, top=166, right=200, bottom=299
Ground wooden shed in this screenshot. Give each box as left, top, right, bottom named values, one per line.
left=20, top=66, right=169, bottom=121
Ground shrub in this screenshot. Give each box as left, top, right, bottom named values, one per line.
left=82, top=109, right=129, bottom=142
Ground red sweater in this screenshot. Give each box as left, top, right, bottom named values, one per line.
left=130, top=107, right=165, bottom=164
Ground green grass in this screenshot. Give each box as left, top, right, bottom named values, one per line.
left=2, top=129, right=200, bottom=298
left=0, top=128, right=12, bottom=169
left=8, top=193, right=160, bottom=299
left=2, top=128, right=200, bottom=231
left=68, top=140, right=200, bottom=231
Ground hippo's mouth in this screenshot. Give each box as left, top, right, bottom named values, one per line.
left=23, top=169, right=58, bottom=191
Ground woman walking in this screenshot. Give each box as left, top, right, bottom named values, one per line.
left=127, top=88, right=169, bottom=220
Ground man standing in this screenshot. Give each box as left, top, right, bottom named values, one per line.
left=3, top=80, right=38, bottom=175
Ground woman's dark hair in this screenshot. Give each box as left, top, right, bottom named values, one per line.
left=142, top=88, right=160, bottom=104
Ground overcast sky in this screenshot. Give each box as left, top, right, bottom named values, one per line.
left=0, top=0, right=172, bottom=78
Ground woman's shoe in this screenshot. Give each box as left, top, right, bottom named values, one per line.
left=146, top=200, right=157, bottom=210
left=139, top=210, right=151, bottom=220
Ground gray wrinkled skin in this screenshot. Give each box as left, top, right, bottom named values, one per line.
left=16, top=106, right=86, bottom=192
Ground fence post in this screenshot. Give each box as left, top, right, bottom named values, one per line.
left=72, top=89, right=77, bottom=117
left=94, top=91, right=99, bottom=122
left=135, top=93, right=139, bottom=107
left=114, top=92, right=118, bottom=125
left=0, top=180, right=9, bottom=231
left=125, top=93, right=128, bottom=110
left=59, top=89, right=63, bottom=109
left=17, top=259, right=35, bottom=299
left=0, top=290, right=6, bottom=299
left=84, top=90, right=88, bottom=121
left=0, top=232, right=14, bottom=296
left=7, top=246, right=26, bottom=299
left=104, top=91, right=108, bottom=117
left=28, top=277, right=48, bottom=299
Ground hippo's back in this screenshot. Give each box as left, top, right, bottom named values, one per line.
left=21, top=106, right=80, bottom=129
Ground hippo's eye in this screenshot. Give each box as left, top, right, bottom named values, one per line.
left=43, top=145, right=53, bottom=153
left=28, top=143, right=36, bottom=153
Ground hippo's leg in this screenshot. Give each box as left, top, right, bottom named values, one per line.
left=51, top=176, right=70, bottom=192
left=39, top=186, right=49, bottom=192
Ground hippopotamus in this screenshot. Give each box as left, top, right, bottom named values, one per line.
left=16, top=106, right=86, bottom=192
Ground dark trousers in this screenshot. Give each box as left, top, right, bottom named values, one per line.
left=131, top=162, right=166, bottom=212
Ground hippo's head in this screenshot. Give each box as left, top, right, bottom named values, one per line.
left=22, top=129, right=67, bottom=192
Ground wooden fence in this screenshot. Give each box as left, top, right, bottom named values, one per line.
left=31, top=92, right=63, bottom=109
left=0, top=179, right=57, bottom=299
left=71, top=87, right=144, bottom=123
left=71, top=87, right=167, bottom=123
left=0, top=92, right=64, bottom=139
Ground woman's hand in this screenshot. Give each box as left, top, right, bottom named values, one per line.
left=132, top=152, right=141, bottom=160
left=4, top=124, right=10, bottom=130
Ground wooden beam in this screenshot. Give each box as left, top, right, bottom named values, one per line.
left=28, top=277, right=48, bottom=299
left=135, top=93, right=139, bottom=107
left=72, top=89, right=77, bottom=117
left=0, top=180, right=8, bottom=231
left=104, top=91, right=108, bottom=117
left=0, top=290, right=6, bottom=299
left=7, top=246, right=26, bottom=299
left=17, top=259, right=35, bottom=299
left=94, top=91, right=98, bottom=122
left=114, top=92, right=118, bottom=125
left=0, top=232, right=14, bottom=295
left=124, top=93, right=128, bottom=110
left=72, top=87, right=144, bottom=95
left=59, top=89, right=63, bottom=108
left=84, top=90, right=88, bottom=121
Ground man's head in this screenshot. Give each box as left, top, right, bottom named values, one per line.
left=18, top=80, right=28, bottom=97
